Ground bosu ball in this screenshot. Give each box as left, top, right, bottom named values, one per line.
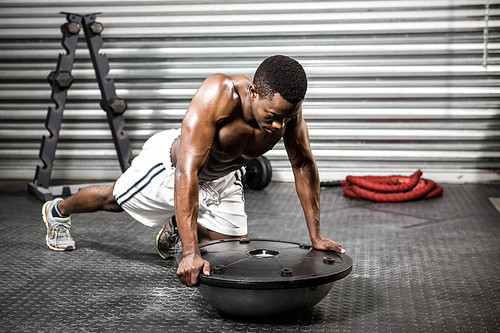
left=176, top=238, right=353, bottom=317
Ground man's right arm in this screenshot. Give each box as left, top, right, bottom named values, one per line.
left=173, top=74, right=236, bottom=286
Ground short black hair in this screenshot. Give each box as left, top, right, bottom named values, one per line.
left=253, top=55, right=307, bottom=103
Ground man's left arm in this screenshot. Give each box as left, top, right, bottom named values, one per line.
left=283, top=109, right=345, bottom=253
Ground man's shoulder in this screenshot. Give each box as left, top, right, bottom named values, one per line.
left=190, top=74, right=248, bottom=120
left=200, top=74, right=236, bottom=99
left=201, top=74, right=249, bottom=108
left=203, top=74, right=249, bottom=94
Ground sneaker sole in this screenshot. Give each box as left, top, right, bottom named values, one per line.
left=42, top=201, right=76, bottom=252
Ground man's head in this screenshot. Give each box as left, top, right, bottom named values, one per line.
left=251, top=55, right=308, bottom=134
left=253, top=55, right=308, bottom=103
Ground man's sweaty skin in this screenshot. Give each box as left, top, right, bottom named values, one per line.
left=171, top=74, right=344, bottom=287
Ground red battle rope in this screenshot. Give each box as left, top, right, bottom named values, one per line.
left=341, top=170, right=443, bottom=202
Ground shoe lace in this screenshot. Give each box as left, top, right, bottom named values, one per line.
left=53, top=223, right=71, bottom=240
left=167, top=232, right=179, bottom=243
left=159, top=224, right=179, bottom=251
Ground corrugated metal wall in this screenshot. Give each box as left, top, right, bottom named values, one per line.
left=1, top=0, right=499, bottom=183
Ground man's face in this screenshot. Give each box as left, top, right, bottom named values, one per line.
left=252, top=92, right=302, bottom=134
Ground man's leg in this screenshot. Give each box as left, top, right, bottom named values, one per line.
left=196, top=223, right=247, bottom=243
left=58, top=184, right=123, bottom=215
left=42, top=184, right=122, bottom=251
left=156, top=218, right=246, bottom=259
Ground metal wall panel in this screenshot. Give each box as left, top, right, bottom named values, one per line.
left=0, top=0, right=499, bottom=183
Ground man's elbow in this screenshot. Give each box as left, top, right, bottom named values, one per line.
left=175, top=166, right=198, bottom=183
left=291, top=159, right=318, bottom=177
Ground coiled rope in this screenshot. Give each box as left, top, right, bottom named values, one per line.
left=340, top=170, right=443, bottom=202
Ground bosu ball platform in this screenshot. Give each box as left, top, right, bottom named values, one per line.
left=177, top=238, right=353, bottom=317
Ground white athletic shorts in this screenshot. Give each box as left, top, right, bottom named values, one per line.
left=113, top=129, right=247, bottom=236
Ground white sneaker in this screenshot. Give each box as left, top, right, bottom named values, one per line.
left=42, top=198, right=76, bottom=251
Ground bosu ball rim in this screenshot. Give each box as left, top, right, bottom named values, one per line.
left=177, top=238, right=353, bottom=290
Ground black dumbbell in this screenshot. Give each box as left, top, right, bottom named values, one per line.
left=244, top=156, right=272, bottom=190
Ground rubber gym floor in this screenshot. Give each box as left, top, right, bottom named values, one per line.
left=0, top=180, right=498, bottom=332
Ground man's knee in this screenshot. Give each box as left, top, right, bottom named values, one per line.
left=99, top=185, right=122, bottom=212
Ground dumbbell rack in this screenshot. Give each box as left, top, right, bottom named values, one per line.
left=28, top=12, right=132, bottom=202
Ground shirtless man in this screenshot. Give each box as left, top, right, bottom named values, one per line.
left=41, top=55, right=345, bottom=287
